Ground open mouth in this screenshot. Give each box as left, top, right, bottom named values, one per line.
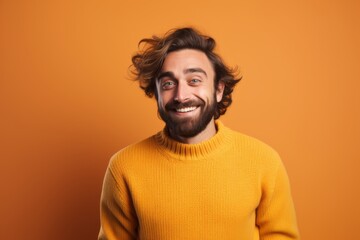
left=175, top=106, right=197, bottom=113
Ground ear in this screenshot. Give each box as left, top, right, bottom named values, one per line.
left=216, top=81, right=225, bottom=103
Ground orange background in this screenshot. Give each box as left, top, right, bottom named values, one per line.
left=1, top=0, right=359, bottom=239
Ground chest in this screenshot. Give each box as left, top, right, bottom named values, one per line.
left=128, top=159, right=261, bottom=236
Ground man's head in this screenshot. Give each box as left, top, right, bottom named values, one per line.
left=131, top=27, right=241, bottom=139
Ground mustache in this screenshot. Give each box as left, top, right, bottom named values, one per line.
left=165, top=100, right=203, bottom=111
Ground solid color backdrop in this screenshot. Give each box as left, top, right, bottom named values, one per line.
left=1, top=0, right=359, bottom=239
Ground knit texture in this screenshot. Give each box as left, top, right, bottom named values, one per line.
left=98, top=122, right=299, bottom=240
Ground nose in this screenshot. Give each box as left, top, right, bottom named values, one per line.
left=174, top=81, right=190, bottom=102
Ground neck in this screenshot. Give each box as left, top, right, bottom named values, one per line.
left=168, top=119, right=217, bottom=144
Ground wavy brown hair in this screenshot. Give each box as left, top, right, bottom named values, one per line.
left=131, top=27, right=242, bottom=119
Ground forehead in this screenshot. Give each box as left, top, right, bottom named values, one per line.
left=161, top=49, right=214, bottom=75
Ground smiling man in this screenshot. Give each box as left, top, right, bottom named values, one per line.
left=98, top=28, right=299, bottom=240
left=156, top=49, right=223, bottom=144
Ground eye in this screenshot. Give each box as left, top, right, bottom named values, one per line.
left=189, top=78, right=201, bottom=85
left=162, top=80, right=176, bottom=90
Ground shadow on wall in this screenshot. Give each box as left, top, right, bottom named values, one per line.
left=45, top=126, right=129, bottom=240
left=10, top=120, right=129, bottom=240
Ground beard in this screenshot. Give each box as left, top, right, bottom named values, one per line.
left=158, top=94, right=217, bottom=139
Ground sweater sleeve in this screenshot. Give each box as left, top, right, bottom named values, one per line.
left=98, top=160, right=138, bottom=240
left=256, top=158, right=300, bottom=240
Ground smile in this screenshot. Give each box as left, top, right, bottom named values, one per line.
left=175, top=106, right=197, bottom=113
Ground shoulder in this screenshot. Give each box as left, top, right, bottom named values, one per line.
left=226, top=127, right=283, bottom=170
left=107, top=134, right=159, bottom=177
left=232, top=128, right=280, bottom=158
left=227, top=128, right=289, bottom=191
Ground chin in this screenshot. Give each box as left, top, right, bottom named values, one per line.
left=168, top=116, right=211, bottom=138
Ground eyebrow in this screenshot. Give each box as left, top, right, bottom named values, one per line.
left=157, top=68, right=208, bottom=81
left=184, top=68, right=207, bottom=77
left=157, top=71, right=175, bottom=81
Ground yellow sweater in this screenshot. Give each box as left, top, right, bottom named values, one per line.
left=98, top=122, right=299, bottom=240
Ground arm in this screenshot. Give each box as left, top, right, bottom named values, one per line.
left=256, top=160, right=300, bottom=240
left=98, top=164, right=138, bottom=240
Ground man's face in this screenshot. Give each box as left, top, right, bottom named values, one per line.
left=156, top=49, right=224, bottom=139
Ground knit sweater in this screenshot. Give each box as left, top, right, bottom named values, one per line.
left=98, top=121, right=299, bottom=240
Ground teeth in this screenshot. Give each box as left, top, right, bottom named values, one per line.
left=176, top=106, right=197, bottom=113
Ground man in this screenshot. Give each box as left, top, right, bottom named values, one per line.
left=98, top=27, right=299, bottom=240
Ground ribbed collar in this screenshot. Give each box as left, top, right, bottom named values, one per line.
left=153, top=121, right=234, bottom=161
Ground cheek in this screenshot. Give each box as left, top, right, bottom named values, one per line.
left=157, top=92, right=172, bottom=108
left=195, top=87, right=216, bottom=103
left=155, top=82, right=166, bottom=108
